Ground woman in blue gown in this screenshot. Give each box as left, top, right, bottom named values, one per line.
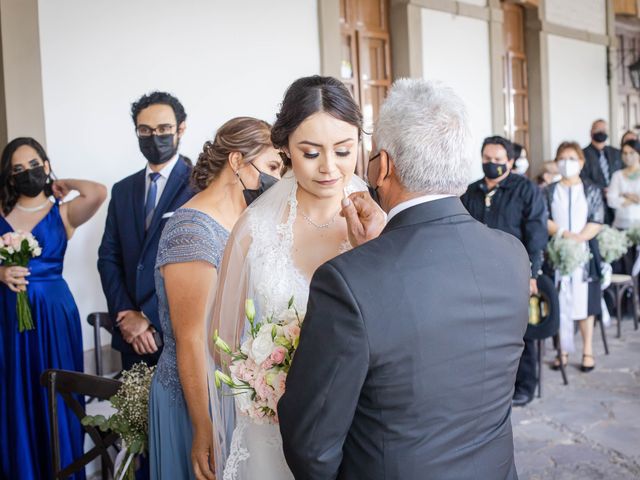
left=148, top=117, right=281, bottom=479
left=0, top=137, right=107, bottom=479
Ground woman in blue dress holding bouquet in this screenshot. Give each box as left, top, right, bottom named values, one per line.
left=0, top=137, right=107, bottom=480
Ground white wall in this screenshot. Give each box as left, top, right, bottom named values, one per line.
left=547, top=34, right=609, bottom=155
left=37, top=0, right=320, bottom=356
left=545, top=0, right=606, bottom=35
left=421, top=8, right=492, bottom=181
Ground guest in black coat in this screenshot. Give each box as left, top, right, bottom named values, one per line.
left=581, top=119, right=622, bottom=224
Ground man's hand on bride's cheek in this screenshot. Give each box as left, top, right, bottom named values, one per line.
left=341, top=192, right=386, bottom=247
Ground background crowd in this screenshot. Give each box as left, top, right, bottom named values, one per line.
left=1, top=81, right=639, bottom=479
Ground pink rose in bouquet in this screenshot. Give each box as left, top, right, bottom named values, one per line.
left=213, top=297, right=304, bottom=424
left=0, top=231, right=42, bottom=332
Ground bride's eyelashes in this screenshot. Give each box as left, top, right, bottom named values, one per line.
left=302, top=150, right=352, bottom=159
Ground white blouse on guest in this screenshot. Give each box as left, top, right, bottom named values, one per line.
left=607, top=169, right=640, bottom=229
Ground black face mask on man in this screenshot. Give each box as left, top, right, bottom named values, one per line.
left=237, top=163, right=278, bottom=206
left=592, top=131, right=608, bottom=143
left=482, top=162, right=509, bottom=180
left=13, top=166, right=49, bottom=198
left=138, top=134, right=178, bottom=165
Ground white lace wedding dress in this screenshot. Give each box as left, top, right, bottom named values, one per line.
left=207, top=172, right=365, bottom=480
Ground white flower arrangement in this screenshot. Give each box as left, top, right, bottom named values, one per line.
left=597, top=226, right=630, bottom=264
left=547, top=236, right=591, bottom=276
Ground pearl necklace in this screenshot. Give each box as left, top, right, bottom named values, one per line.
left=15, top=198, right=51, bottom=213
left=300, top=209, right=340, bottom=229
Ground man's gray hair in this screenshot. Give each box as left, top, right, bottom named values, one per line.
left=373, top=78, right=471, bottom=195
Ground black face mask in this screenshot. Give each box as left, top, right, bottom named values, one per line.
left=13, top=166, right=48, bottom=198
left=237, top=163, right=279, bottom=206
left=138, top=134, right=178, bottom=165
left=368, top=185, right=381, bottom=207
left=483, top=162, right=509, bottom=180
left=592, top=131, right=608, bottom=143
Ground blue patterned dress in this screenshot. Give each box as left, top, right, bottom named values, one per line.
left=148, top=208, right=229, bottom=479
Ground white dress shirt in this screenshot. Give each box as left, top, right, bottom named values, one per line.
left=386, top=194, right=454, bottom=224
left=144, top=153, right=180, bottom=207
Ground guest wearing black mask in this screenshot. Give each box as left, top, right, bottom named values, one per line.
left=582, top=119, right=622, bottom=224
left=461, top=136, right=548, bottom=407
left=98, top=91, right=194, bottom=370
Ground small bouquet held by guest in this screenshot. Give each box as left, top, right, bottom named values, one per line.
left=547, top=235, right=591, bottom=277
left=0, top=231, right=41, bottom=332
left=82, top=363, right=155, bottom=480
left=213, top=297, right=303, bottom=424
left=597, top=226, right=630, bottom=264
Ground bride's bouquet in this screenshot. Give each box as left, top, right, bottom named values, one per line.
left=213, top=297, right=304, bottom=424
left=0, top=231, right=42, bottom=332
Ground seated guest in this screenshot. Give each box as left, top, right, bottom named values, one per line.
left=98, top=91, right=194, bottom=371
left=537, top=160, right=561, bottom=188
left=0, top=137, right=106, bottom=479
left=148, top=117, right=281, bottom=479
left=545, top=141, right=603, bottom=372
left=461, top=135, right=548, bottom=407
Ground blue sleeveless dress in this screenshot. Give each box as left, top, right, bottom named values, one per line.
left=0, top=202, right=85, bottom=479
left=148, top=208, right=229, bottom=479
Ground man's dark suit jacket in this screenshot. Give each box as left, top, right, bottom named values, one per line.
left=279, top=197, right=529, bottom=480
left=98, top=157, right=194, bottom=358
left=581, top=143, right=622, bottom=189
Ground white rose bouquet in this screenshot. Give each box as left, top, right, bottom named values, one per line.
left=0, top=231, right=42, bottom=332
left=213, top=297, right=303, bottom=424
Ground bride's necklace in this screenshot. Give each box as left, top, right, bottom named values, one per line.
left=15, top=198, right=50, bottom=213
left=300, top=208, right=340, bottom=229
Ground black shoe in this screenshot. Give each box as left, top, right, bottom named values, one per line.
left=512, top=392, right=532, bottom=407
left=580, top=354, right=595, bottom=373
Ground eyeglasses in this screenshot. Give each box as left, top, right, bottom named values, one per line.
left=369, top=151, right=381, bottom=164
left=136, top=124, right=176, bottom=138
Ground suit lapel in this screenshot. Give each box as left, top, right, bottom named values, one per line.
left=132, top=169, right=146, bottom=245
left=143, top=157, right=190, bottom=248
left=382, top=197, right=470, bottom=235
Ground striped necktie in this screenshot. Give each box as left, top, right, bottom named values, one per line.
left=145, top=172, right=161, bottom=230
left=599, top=149, right=610, bottom=184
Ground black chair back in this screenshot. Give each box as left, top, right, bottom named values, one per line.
left=40, top=369, right=122, bottom=479
left=87, top=312, right=114, bottom=376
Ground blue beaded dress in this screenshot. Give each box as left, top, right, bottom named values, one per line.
left=148, top=208, right=229, bottom=479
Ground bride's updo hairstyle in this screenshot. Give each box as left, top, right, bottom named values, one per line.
left=271, top=76, right=363, bottom=167
left=192, top=116, right=272, bottom=192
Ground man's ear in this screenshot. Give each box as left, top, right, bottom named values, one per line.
left=377, top=150, right=392, bottom=186
left=177, top=121, right=186, bottom=139
left=228, top=151, right=244, bottom=172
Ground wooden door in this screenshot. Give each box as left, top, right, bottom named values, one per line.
left=616, top=18, right=640, bottom=146
left=502, top=3, right=530, bottom=150
left=339, top=0, right=392, bottom=177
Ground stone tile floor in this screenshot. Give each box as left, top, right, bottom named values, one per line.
left=512, top=319, right=640, bottom=479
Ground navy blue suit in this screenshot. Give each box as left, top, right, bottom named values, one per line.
left=98, top=157, right=194, bottom=367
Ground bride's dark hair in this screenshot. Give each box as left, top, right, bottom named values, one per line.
left=271, top=76, right=363, bottom=167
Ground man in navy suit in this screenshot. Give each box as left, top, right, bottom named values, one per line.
left=98, top=91, right=194, bottom=370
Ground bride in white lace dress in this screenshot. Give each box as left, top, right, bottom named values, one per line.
left=207, top=76, right=368, bottom=480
